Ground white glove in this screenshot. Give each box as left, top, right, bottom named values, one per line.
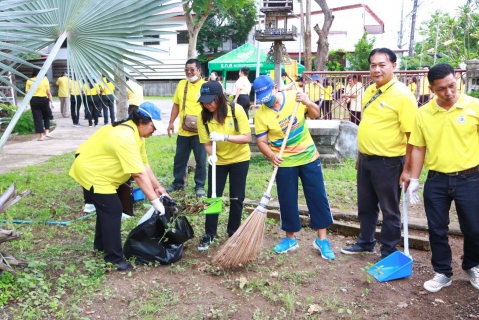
left=408, top=178, right=420, bottom=205
left=208, top=154, right=218, bottom=166
left=150, top=198, right=165, bottom=215
left=210, top=131, right=226, bottom=142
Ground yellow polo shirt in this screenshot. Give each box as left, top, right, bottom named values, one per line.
left=127, top=80, right=144, bottom=106
left=418, top=76, right=430, bottom=95
left=323, top=85, right=333, bottom=101
left=69, top=80, right=82, bottom=95
left=197, top=104, right=251, bottom=165
left=84, top=83, right=100, bottom=96
left=409, top=94, right=479, bottom=172
left=101, top=77, right=115, bottom=95
left=70, top=120, right=148, bottom=194
left=358, top=77, right=418, bottom=156
left=306, top=83, right=322, bottom=102
left=173, top=79, right=205, bottom=137
left=407, top=82, right=417, bottom=96
left=56, top=76, right=69, bottom=98
left=26, top=77, right=50, bottom=97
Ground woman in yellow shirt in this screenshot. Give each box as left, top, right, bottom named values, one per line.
left=321, top=78, right=333, bottom=120
left=233, top=67, right=252, bottom=119
left=83, top=79, right=101, bottom=127
left=196, top=81, right=252, bottom=250
left=25, top=69, right=54, bottom=141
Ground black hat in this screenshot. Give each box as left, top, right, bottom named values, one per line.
left=198, top=81, right=223, bottom=103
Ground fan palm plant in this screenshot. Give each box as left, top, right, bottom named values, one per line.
left=0, top=0, right=182, bottom=151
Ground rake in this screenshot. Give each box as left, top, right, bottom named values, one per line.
left=211, top=100, right=302, bottom=268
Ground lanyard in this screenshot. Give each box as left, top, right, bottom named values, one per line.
left=363, top=81, right=396, bottom=112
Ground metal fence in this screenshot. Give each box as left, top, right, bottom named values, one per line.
left=298, top=69, right=466, bottom=124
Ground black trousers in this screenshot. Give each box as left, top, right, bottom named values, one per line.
left=84, top=187, right=124, bottom=264
left=85, top=95, right=100, bottom=126
left=322, top=100, right=332, bottom=119
left=70, top=95, right=82, bottom=125
left=356, top=154, right=404, bottom=256
left=30, top=96, right=50, bottom=133
left=350, top=111, right=361, bottom=125
left=101, top=94, right=115, bottom=124
left=205, top=160, right=249, bottom=237
left=237, top=94, right=250, bottom=119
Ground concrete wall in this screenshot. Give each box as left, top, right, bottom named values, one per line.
left=250, top=119, right=358, bottom=165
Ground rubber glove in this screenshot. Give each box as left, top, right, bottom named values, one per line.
left=408, top=178, right=420, bottom=205
left=210, top=131, right=226, bottom=142
left=208, top=154, right=218, bottom=166
left=150, top=198, right=165, bottom=215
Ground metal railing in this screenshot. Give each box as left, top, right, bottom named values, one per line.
left=297, top=69, right=466, bottom=123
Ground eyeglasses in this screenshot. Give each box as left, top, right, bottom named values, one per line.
left=184, top=68, right=197, bottom=73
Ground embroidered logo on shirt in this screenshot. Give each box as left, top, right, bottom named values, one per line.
left=457, top=114, right=466, bottom=124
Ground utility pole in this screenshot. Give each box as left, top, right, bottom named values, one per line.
left=409, top=0, right=419, bottom=57
left=398, top=0, right=404, bottom=49
left=433, top=18, right=440, bottom=64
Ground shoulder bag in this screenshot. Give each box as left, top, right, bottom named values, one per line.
left=181, top=82, right=198, bottom=132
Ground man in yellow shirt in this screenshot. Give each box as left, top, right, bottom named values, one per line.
left=56, top=71, right=69, bottom=117
left=341, top=48, right=418, bottom=259
left=418, top=65, right=432, bottom=106
left=166, top=59, right=207, bottom=197
left=408, top=63, right=479, bottom=293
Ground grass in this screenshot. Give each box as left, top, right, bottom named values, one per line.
left=0, top=135, right=429, bottom=318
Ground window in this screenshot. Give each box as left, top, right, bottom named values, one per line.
left=232, top=39, right=244, bottom=50
left=144, top=35, right=160, bottom=46
left=177, top=31, right=188, bottom=44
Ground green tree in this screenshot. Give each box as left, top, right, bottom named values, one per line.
left=196, top=0, right=257, bottom=56
left=0, top=0, right=177, bottom=151
left=345, top=33, right=375, bottom=71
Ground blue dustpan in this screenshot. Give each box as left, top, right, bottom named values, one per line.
left=368, top=183, right=413, bottom=282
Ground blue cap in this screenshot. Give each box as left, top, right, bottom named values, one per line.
left=252, top=75, right=275, bottom=104
left=137, top=101, right=162, bottom=130
left=311, top=74, right=320, bottom=81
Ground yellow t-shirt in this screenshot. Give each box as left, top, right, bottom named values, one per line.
left=26, top=77, right=50, bottom=97
left=173, top=79, right=205, bottom=137
left=409, top=94, right=479, bottom=172
left=234, top=76, right=252, bottom=95
left=418, top=76, right=430, bottom=95
left=305, top=83, right=322, bottom=102
left=56, top=76, right=69, bottom=98
left=69, top=120, right=148, bottom=194
left=254, top=90, right=319, bottom=167
left=197, top=104, right=251, bottom=165
left=84, top=83, right=101, bottom=96
left=358, top=77, right=418, bottom=157
left=456, top=77, right=464, bottom=94
left=69, top=80, right=82, bottom=95
left=101, top=77, right=115, bottom=95
left=323, top=85, right=333, bottom=101
left=127, top=80, right=144, bottom=106
left=407, top=82, right=417, bottom=96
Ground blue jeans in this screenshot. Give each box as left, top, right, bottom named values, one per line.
left=424, top=170, right=479, bottom=277
left=276, top=159, right=333, bottom=232
left=171, top=135, right=206, bottom=190
left=101, top=94, right=115, bottom=124
left=356, top=154, right=404, bottom=256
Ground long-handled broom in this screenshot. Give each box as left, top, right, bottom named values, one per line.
left=211, top=99, right=302, bottom=268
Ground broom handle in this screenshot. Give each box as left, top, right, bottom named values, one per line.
left=212, top=141, right=217, bottom=198
left=264, top=100, right=302, bottom=195
left=402, top=182, right=410, bottom=257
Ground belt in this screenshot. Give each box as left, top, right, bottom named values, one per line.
left=360, top=153, right=404, bottom=161
left=430, top=165, right=479, bottom=176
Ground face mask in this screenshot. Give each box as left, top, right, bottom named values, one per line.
left=187, top=75, right=199, bottom=82
left=263, top=95, right=276, bottom=108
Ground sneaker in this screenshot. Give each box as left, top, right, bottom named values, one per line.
left=465, top=266, right=479, bottom=290
left=313, top=238, right=335, bottom=260
left=117, top=261, right=135, bottom=271
left=198, top=234, right=214, bottom=251
left=340, top=243, right=376, bottom=255
left=83, top=203, right=96, bottom=213
left=423, top=273, right=452, bottom=292
left=195, top=187, right=206, bottom=197
left=274, top=237, right=299, bottom=254
left=165, top=185, right=182, bottom=193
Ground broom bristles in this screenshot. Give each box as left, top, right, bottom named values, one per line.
left=211, top=204, right=267, bottom=268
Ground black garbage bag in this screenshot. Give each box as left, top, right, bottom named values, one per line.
left=123, top=197, right=194, bottom=265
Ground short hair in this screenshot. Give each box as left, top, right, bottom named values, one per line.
left=185, top=59, right=201, bottom=69
left=281, top=71, right=287, bottom=77
left=241, top=66, right=250, bottom=76
left=423, top=65, right=430, bottom=70
left=31, top=69, right=40, bottom=77
left=368, top=48, right=397, bottom=64
left=427, top=63, right=455, bottom=85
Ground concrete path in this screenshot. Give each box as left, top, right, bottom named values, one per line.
left=0, top=99, right=175, bottom=174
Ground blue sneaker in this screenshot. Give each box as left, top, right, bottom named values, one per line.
left=274, top=237, right=299, bottom=254
left=313, top=238, right=335, bottom=260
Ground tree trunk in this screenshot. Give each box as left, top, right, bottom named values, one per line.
left=304, top=0, right=312, bottom=71
left=313, top=0, right=334, bottom=71
left=115, top=69, right=128, bottom=121
left=408, top=0, right=418, bottom=57
left=184, top=3, right=212, bottom=59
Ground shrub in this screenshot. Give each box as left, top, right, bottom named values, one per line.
left=13, top=110, right=36, bottom=134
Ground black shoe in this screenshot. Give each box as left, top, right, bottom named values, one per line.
left=166, top=185, right=183, bottom=193
left=340, top=243, right=376, bottom=255
left=198, top=234, right=214, bottom=251
left=117, top=261, right=135, bottom=271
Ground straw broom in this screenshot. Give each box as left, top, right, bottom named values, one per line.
left=212, top=99, right=302, bottom=268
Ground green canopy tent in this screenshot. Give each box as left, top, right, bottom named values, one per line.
left=208, top=43, right=304, bottom=86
